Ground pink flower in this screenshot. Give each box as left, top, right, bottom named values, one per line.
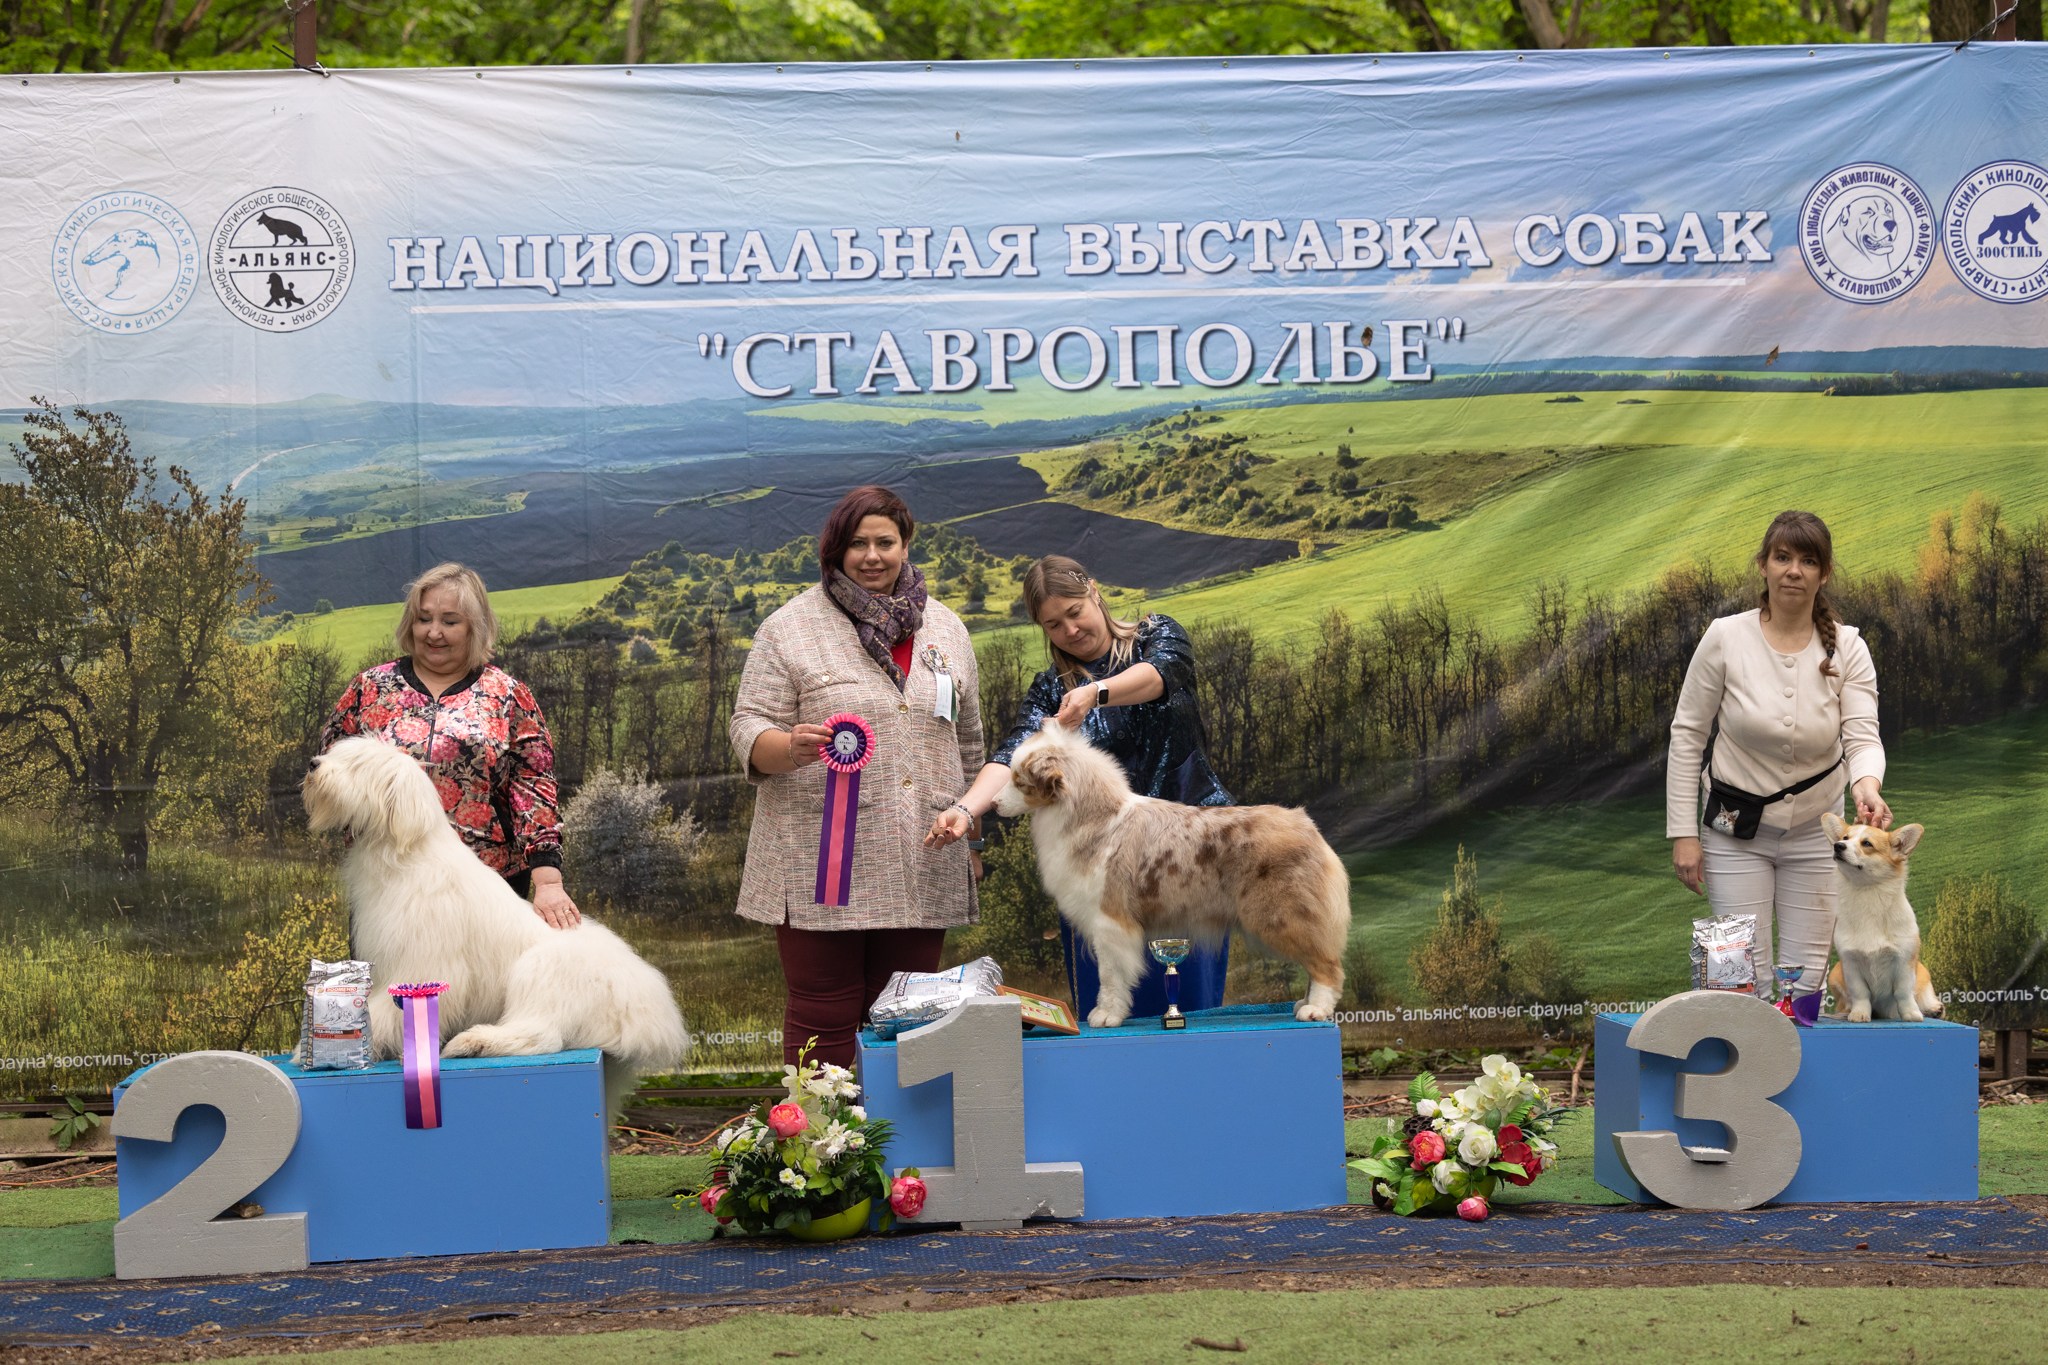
left=767, top=1103, right=809, bottom=1138
left=1408, top=1130, right=1447, bottom=1166
left=889, top=1175, right=928, bottom=1219
left=1457, top=1195, right=1490, bottom=1221
left=698, top=1185, right=733, bottom=1224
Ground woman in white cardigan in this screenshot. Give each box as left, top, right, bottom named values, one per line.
left=1666, top=511, right=1892, bottom=990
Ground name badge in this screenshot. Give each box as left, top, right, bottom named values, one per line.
left=923, top=645, right=957, bottom=722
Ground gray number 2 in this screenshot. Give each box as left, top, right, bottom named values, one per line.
left=1612, top=990, right=1803, bottom=1211
left=113, top=1051, right=310, bottom=1280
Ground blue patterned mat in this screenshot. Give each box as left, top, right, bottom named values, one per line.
left=7, top=1200, right=2046, bottom=1346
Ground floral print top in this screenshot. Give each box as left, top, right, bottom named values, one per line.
left=990, top=614, right=1231, bottom=807
left=319, top=660, right=564, bottom=878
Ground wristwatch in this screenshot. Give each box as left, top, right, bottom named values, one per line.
left=965, top=839, right=986, bottom=852
left=1095, top=681, right=1111, bottom=708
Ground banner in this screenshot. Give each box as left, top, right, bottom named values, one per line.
left=4, top=45, right=2047, bottom=1095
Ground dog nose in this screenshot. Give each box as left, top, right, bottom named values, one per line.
left=307, top=754, right=323, bottom=771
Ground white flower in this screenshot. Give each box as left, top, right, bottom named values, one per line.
left=847, top=1132, right=865, bottom=1150
left=847, top=1105, right=867, bottom=1122
left=1458, top=1127, right=1499, bottom=1165
left=1436, top=1096, right=1465, bottom=1124
left=1431, top=1160, right=1465, bottom=1194
left=810, top=1120, right=852, bottom=1162
left=1415, top=1099, right=1439, bottom=1118
left=1481, top=1055, right=1524, bottom=1090
left=779, top=1168, right=808, bottom=1190
left=713, top=1125, right=741, bottom=1152
left=803, top=1075, right=839, bottom=1099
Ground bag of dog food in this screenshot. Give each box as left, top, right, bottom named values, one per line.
left=867, top=956, right=1005, bottom=1039
left=1690, top=915, right=1759, bottom=994
left=296, top=958, right=374, bottom=1070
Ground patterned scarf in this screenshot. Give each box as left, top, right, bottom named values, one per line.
left=826, top=561, right=927, bottom=689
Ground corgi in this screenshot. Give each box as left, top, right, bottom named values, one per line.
left=1821, top=811, right=1942, bottom=1023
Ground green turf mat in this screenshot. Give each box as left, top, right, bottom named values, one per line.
left=610, top=1197, right=717, bottom=1245
left=0, top=1185, right=118, bottom=1229
left=0, top=1220, right=114, bottom=1280
left=229, top=1287, right=2048, bottom=1364
left=1977, top=1104, right=2048, bottom=1195
left=610, top=1153, right=715, bottom=1201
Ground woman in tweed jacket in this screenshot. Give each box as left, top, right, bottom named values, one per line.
left=729, top=486, right=983, bottom=1066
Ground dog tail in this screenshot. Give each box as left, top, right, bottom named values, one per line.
left=599, top=1003, right=692, bottom=1119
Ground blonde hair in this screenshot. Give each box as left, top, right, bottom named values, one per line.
left=395, top=562, right=498, bottom=672
left=1020, top=555, right=1139, bottom=689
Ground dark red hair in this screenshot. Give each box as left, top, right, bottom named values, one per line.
left=818, top=485, right=915, bottom=584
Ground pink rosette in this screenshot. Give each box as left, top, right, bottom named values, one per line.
left=813, top=713, right=875, bottom=907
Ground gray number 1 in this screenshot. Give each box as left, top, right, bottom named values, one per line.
left=894, top=996, right=1084, bottom=1230
left=1613, top=990, right=1802, bottom=1211
left=113, top=1051, right=310, bottom=1279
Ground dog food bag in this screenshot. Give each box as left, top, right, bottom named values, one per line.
left=1690, top=915, right=1759, bottom=994
left=867, top=956, right=1005, bottom=1039
left=296, top=958, right=374, bottom=1070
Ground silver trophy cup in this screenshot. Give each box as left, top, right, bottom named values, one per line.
left=1148, top=937, right=1191, bottom=1030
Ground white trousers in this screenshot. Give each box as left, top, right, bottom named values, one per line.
left=1700, top=816, right=1837, bottom=993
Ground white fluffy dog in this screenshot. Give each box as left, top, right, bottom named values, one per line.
left=995, top=722, right=1350, bottom=1028
left=304, top=736, right=691, bottom=1114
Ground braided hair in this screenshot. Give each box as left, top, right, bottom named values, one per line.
left=1755, top=510, right=1838, bottom=678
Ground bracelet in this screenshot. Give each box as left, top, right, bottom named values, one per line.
left=952, top=802, right=975, bottom=822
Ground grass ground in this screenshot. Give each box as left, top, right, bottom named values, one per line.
left=1342, top=704, right=2048, bottom=1010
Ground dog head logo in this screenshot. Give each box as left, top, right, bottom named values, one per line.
left=51, top=191, right=201, bottom=334
left=1800, top=164, right=1934, bottom=304
left=1821, top=811, right=1923, bottom=884
left=993, top=723, right=1079, bottom=817
left=303, top=737, right=448, bottom=853
left=1942, top=161, right=2048, bottom=304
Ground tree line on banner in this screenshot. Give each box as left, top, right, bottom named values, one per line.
left=5, top=0, right=2029, bottom=78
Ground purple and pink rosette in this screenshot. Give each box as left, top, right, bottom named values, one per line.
left=388, top=982, right=450, bottom=1129
left=814, top=713, right=875, bottom=907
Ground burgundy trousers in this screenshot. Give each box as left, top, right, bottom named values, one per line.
left=775, top=924, right=947, bottom=1068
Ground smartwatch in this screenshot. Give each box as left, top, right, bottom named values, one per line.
left=1095, top=681, right=1111, bottom=708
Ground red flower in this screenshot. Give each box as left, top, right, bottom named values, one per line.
left=1408, top=1130, right=1447, bottom=1166
left=767, top=1103, right=809, bottom=1138
left=890, top=1175, right=928, bottom=1219
left=1497, top=1124, right=1524, bottom=1147
left=1499, top=1140, right=1538, bottom=1187
left=699, top=1185, right=733, bottom=1224
left=1457, top=1195, right=1490, bottom=1221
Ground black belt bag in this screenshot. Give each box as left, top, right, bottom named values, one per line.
left=1700, top=725, right=1841, bottom=840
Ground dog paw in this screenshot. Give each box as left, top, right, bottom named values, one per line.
left=1898, top=1005, right=1925, bottom=1023
left=1295, top=1001, right=1333, bottom=1022
left=441, top=1029, right=486, bottom=1057
left=1086, top=1007, right=1127, bottom=1029
left=1847, top=1005, right=1872, bottom=1023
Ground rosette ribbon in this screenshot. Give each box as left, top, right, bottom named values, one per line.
left=814, top=713, right=875, bottom=907
left=388, top=982, right=450, bottom=1129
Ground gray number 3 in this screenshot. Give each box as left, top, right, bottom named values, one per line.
left=1612, top=990, right=1802, bottom=1211
left=113, top=1052, right=310, bottom=1279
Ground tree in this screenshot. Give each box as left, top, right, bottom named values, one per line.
left=1410, top=845, right=1511, bottom=1009
left=0, top=402, right=265, bottom=868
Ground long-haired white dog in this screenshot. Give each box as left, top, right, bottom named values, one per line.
left=995, top=722, right=1350, bottom=1028
left=304, top=736, right=690, bottom=1114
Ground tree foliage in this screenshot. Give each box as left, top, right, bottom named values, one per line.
left=0, top=402, right=267, bottom=868
left=7, top=0, right=2007, bottom=77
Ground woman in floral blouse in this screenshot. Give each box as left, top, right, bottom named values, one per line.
left=319, top=562, right=580, bottom=929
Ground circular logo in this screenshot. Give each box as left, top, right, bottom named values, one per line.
left=1943, top=161, right=2048, bottom=304
left=209, top=188, right=354, bottom=331
left=51, top=191, right=201, bottom=334
left=1798, top=164, right=1936, bottom=304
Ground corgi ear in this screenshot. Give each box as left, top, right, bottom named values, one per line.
left=1822, top=812, right=1847, bottom=840
left=1890, top=823, right=1923, bottom=856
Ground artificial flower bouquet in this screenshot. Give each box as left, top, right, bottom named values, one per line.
left=1348, top=1056, right=1564, bottom=1221
left=694, top=1041, right=925, bottom=1236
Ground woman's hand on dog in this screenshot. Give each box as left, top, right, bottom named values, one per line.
left=1852, top=777, right=1892, bottom=830
left=1671, top=836, right=1705, bottom=895
left=529, top=870, right=582, bottom=930
left=1053, top=687, right=1097, bottom=730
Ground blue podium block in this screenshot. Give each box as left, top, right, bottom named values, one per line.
left=858, top=1002, right=1345, bottom=1220
left=1593, top=1012, right=1978, bottom=1204
left=115, top=1050, right=610, bottom=1263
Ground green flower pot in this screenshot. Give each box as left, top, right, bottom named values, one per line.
left=788, top=1198, right=872, bottom=1242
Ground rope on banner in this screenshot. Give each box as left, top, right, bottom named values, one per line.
left=274, top=0, right=329, bottom=77
left=1955, top=2, right=2019, bottom=46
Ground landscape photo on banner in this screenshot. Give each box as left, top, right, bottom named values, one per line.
left=3, top=45, right=2046, bottom=1097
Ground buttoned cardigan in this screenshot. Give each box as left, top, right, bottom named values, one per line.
left=1665, top=609, right=1884, bottom=838
left=728, top=584, right=983, bottom=929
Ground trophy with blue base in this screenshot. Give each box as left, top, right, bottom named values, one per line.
left=1148, top=937, right=1191, bottom=1030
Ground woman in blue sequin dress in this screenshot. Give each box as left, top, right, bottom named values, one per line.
left=926, top=555, right=1232, bottom=1019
